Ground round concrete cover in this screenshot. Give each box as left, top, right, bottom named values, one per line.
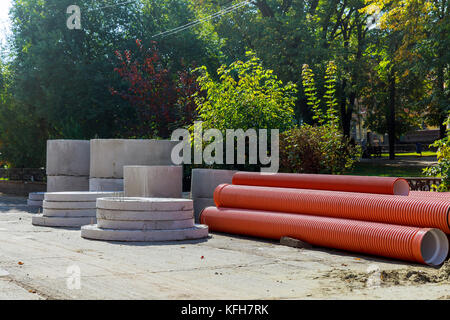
left=32, top=214, right=96, bottom=227
left=44, top=191, right=123, bottom=202
left=97, top=218, right=194, bottom=230
left=96, top=208, right=194, bottom=221
left=42, top=208, right=97, bottom=217
left=81, top=224, right=208, bottom=241
left=96, top=197, right=193, bottom=211
left=43, top=200, right=97, bottom=209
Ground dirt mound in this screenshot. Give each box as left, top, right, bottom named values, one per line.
left=326, top=260, right=450, bottom=288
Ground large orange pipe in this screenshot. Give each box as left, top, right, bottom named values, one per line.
left=232, top=172, right=410, bottom=195
left=214, top=184, right=450, bottom=233
left=200, top=207, right=449, bottom=266
left=410, top=191, right=450, bottom=201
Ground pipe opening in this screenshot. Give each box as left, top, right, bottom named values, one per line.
left=420, top=229, right=449, bottom=266
left=393, top=179, right=410, bottom=196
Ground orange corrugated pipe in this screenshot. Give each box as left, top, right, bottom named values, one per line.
left=214, top=184, right=450, bottom=233
left=410, top=191, right=450, bottom=201
left=200, top=207, right=449, bottom=266
left=232, top=172, right=410, bottom=195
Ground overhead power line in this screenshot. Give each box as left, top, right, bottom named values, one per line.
left=151, top=1, right=251, bottom=39
left=90, top=0, right=251, bottom=39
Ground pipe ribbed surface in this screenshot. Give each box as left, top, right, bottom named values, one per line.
left=214, top=184, right=450, bottom=233
left=410, top=191, right=450, bottom=201
left=232, top=172, right=410, bottom=195
left=200, top=207, right=449, bottom=266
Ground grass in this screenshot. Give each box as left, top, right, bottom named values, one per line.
left=347, top=162, right=428, bottom=177
left=379, top=151, right=437, bottom=158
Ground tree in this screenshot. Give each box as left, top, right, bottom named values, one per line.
left=194, top=51, right=297, bottom=133
left=3, top=0, right=218, bottom=166
left=191, top=1, right=373, bottom=138
left=363, top=0, right=449, bottom=138
left=280, top=62, right=361, bottom=174
left=111, top=40, right=200, bottom=138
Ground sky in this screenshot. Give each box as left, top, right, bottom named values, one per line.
left=0, top=0, right=12, bottom=46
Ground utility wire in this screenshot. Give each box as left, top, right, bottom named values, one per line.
left=89, top=0, right=251, bottom=39
left=96, top=0, right=140, bottom=10
left=152, top=0, right=250, bottom=39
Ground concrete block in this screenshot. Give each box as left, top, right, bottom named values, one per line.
left=81, top=224, right=208, bottom=241
left=46, top=140, right=90, bottom=176
left=32, top=214, right=96, bottom=228
left=97, top=218, right=194, bottom=230
left=47, top=175, right=89, bottom=192
left=96, top=208, right=193, bottom=221
left=42, top=208, right=97, bottom=217
left=96, top=197, right=193, bottom=212
left=124, top=166, right=182, bottom=198
left=27, top=199, right=43, bottom=207
left=28, top=192, right=45, bottom=201
left=43, top=200, right=96, bottom=210
left=44, top=191, right=122, bottom=202
left=89, top=178, right=124, bottom=192
left=191, top=169, right=237, bottom=199
left=193, top=197, right=216, bottom=223
left=90, top=139, right=177, bottom=179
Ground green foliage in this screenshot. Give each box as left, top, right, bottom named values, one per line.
left=280, top=63, right=361, bottom=174
left=1, top=0, right=219, bottom=167
left=424, top=115, right=450, bottom=191
left=0, top=62, right=47, bottom=167
left=280, top=125, right=360, bottom=174
left=194, top=51, right=297, bottom=132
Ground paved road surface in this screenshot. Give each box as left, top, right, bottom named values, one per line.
left=0, top=194, right=448, bottom=300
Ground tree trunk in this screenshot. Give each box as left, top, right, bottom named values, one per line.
left=388, top=69, right=396, bottom=160
left=437, top=65, right=447, bottom=139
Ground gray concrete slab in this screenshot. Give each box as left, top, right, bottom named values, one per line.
left=191, top=169, right=237, bottom=199
left=124, top=166, right=182, bottom=198
left=193, top=197, right=215, bottom=223
left=0, top=194, right=449, bottom=300
left=47, top=176, right=89, bottom=192
left=89, top=178, right=124, bottom=192
left=81, top=224, right=208, bottom=241
left=46, top=140, right=90, bottom=177
left=90, top=139, right=177, bottom=179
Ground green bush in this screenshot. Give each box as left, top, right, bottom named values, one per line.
left=280, top=124, right=360, bottom=174
left=193, top=51, right=297, bottom=132
left=279, top=62, right=360, bottom=174
left=190, top=51, right=297, bottom=171
left=424, top=116, right=449, bottom=191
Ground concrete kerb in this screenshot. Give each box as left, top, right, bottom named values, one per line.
left=42, top=208, right=97, bottom=217
left=96, top=208, right=194, bottom=221
left=96, top=197, right=193, bottom=212
left=81, top=224, right=209, bottom=241
left=32, top=214, right=96, bottom=228
left=97, top=218, right=194, bottom=230
left=124, top=165, right=182, bottom=198
left=43, top=200, right=97, bottom=210
left=44, top=191, right=123, bottom=202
